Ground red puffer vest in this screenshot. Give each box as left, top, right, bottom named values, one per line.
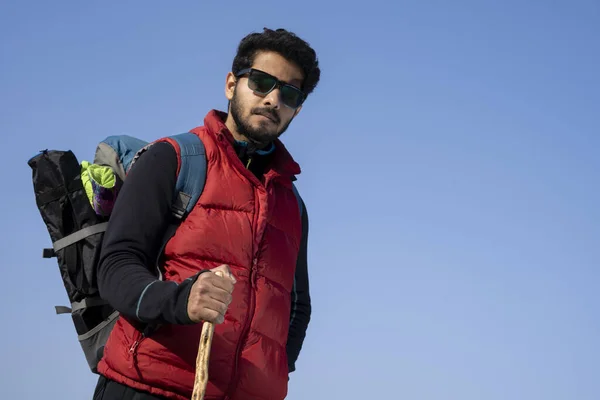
left=97, top=110, right=303, bottom=400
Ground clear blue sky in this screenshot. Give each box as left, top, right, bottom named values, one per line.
left=1, top=1, right=599, bottom=399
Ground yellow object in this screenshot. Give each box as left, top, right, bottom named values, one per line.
left=80, top=161, right=118, bottom=206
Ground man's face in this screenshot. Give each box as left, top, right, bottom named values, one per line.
left=225, top=51, right=304, bottom=147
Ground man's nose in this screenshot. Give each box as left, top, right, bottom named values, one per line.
left=262, top=87, right=282, bottom=108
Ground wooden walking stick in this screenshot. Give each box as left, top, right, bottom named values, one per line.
left=191, top=318, right=216, bottom=400
left=191, top=270, right=224, bottom=400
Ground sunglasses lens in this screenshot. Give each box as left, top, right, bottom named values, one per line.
left=248, top=72, right=276, bottom=94
left=281, top=86, right=303, bottom=108
left=246, top=70, right=304, bottom=109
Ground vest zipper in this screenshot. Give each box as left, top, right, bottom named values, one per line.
left=129, top=340, right=141, bottom=354
left=228, top=183, right=270, bottom=398
left=228, top=257, right=258, bottom=398
left=129, top=331, right=147, bottom=378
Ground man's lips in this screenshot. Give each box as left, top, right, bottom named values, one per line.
left=254, top=112, right=278, bottom=124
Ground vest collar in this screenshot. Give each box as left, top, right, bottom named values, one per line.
left=202, top=109, right=301, bottom=179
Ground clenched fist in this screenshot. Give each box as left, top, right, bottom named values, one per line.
left=187, top=264, right=236, bottom=324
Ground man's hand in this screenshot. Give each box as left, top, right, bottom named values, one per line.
left=187, top=264, right=236, bottom=324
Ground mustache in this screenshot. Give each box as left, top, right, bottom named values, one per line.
left=252, top=108, right=280, bottom=124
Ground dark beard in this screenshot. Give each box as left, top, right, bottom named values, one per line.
left=230, top=88, right=292, bottom=148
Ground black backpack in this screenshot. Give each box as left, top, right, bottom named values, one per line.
left=28, top=132, right=207, bottom=373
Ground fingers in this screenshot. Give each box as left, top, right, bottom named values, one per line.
left=203, top=272, right=235, bottom=295
left=211, top=264, right=237, bottom=284
left=202, top=297, right=231, bottom=324
left=200, top=282, right=233, bottom=306
left=187, top=287, right=229, bottom=324
left=186, top=265, right=237, bottom=324
left=192, top=275, right=233, bottom=303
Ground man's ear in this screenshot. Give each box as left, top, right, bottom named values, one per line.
left=225, top=72, right=236, bottom=101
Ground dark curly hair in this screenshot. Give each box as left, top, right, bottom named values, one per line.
left=232, top=28, right=320, bottom=97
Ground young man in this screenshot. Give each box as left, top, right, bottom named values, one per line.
left=93, top=28, right=320, bottom=400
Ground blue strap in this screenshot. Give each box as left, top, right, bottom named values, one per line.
left=168, top=132, right=300, bottom=220
left=169, top=133, right=207, bottom=215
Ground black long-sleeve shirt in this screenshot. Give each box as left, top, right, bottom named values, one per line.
left=96, top=141, right=311, bottom=373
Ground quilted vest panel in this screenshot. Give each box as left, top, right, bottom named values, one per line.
left=98, top=111, right=302, bottom=400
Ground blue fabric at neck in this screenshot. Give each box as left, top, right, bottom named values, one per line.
left=235, top=140, right=275, bottom=155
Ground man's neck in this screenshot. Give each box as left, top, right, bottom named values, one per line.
left=224, top=114, right=269, bottom=151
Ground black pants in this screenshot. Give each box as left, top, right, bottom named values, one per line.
left=93, top=375, right=166, bottom=400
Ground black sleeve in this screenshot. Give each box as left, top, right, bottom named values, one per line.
left=286, top=199, right=312, bottom=373
left=96, top=141, right=198, bottom=326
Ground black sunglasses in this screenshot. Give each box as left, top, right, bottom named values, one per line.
left=236, top=68, right=305, bottom=109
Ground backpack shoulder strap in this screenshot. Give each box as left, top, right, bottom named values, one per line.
left=167, top=132, right=207, bottom=219
left=152, top=132, right=207, bottom=281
